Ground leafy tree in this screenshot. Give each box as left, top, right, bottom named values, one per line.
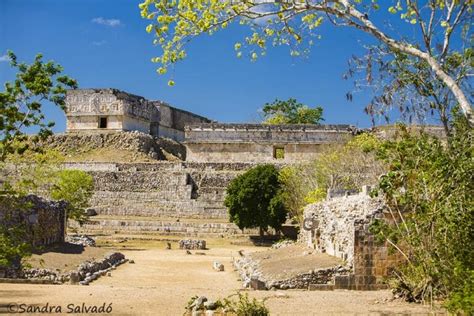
left=50, top=170, right=94, bottom=225
left=139, top=0, right=473, bottom=125
left=369, top=112, right=473, bottom=313
left=0, top=51, right=77, bottom=160
left=262, top=98, right=323, bottom=124
left=225, top=164, right=287, bottom=237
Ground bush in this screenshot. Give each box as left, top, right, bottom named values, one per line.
left=223, top=292, right=269, bottom=316
left=225, top=164, right=287, bottom=237
left=370, top=114, right=473, bottom=313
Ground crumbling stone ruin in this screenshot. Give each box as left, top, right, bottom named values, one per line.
left=299, top=190, right=403, bottom=290
left=0, top=195, right=67, bottom=247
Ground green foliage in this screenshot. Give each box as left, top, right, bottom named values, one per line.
left=278, top=134, right=384, bottom=223
left=262, top=98, right=323, bottom=125
left=225, top=164, right=287, bottom=236
left=223, top=292, right=269, bottom=316
left=140, top=0, right=473, bottom=125
left=0, top=51, right=77, bottom=160
left=50, top=170, right=94, bottom=225
left=0, top=190, right=32, bottom=269
left=370, top=113, right=473, bottom=313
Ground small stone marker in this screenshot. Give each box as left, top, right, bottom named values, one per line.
left=213, top=261, right=224, bottom=272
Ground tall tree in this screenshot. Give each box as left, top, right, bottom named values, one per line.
left=139, top=0, right=473, bottom=125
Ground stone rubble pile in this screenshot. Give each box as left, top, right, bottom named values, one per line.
left=187, top=296, right=218, bottom=314
left=77, top=252, right=127, bottom=285
left=42, top=131, right=185, bottom=161
left=65, top=234, right=96, bottom=247
left=179, top=239, right=206, bottom=250
left=21, top=252, right=126, bottom=285
left=271, top=239, right=295, bottom=249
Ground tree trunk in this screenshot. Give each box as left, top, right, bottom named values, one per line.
left=338, top=3, right=474, bottom=126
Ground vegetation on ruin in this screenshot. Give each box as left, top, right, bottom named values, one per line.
left=279, top=133, right=384, bottom=222
left=262, top=98, right=323, bottom=125
left=225, top=164, right=287, bottom=237
left=139, top=0, right=473, bottom=125
left=369, top=111, right=473, bottom=313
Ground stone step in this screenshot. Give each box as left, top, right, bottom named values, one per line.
left=72, top=217, right=257, bottom=237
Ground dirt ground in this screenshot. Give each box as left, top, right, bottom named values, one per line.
left=1, top=238, right=443, bottom=315
left=27, top=243, right=110, bottom=273
left=250, top=244, right=344, bottom=280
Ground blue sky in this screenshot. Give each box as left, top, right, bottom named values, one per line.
left=1, top=0, right=408, bottom=132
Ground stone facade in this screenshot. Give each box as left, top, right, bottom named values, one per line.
left=65, top=162, right=260, bottom=237
left=300, top=191, right=403, bottom=290
left=65, top=89, right=210, bottom=141
left=0, top=195, right=67, bottom=247
left=185, top=123, right=355, bottom=162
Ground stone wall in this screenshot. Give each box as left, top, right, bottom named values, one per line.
left=0, top=195, right=67, bottom=247
left=156, top=103, right=211, bottom=141
left=300, top=192, right=403, bottom=290
left=185, top=124, right=354, bottom=162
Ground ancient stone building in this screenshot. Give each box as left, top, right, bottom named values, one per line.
left=65, top=88, right=211, bottom=141
left=300, top=190, right=404, bottom=290
left=184, top=123, right=355, bottom=163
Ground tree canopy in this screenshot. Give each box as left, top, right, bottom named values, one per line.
left=139, top=0, right=473, bottom=125
left=0, top=51, right=77, bottom=160
left=224, top=164, right=287, bottom=236
left=262, top=98, right=323, bottom=124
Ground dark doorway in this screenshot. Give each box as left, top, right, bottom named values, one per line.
left=99, top=117, right=108, bottom=129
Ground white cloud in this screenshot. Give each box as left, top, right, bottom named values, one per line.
left=92, top=40, right=107, bottom=46
left=0, top=54, right=10, bottom=62
left=91, top=17, right=122, bottom=27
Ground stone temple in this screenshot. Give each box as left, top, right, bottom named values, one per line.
left=65, top=88, right=211, bottom=141
left=66, top=88, right=355, bottom=163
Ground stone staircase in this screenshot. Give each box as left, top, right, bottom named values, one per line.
left=67, top=162, right=255, bottom=237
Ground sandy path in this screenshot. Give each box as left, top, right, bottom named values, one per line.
left=1, top=246, right=440, bottom=315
